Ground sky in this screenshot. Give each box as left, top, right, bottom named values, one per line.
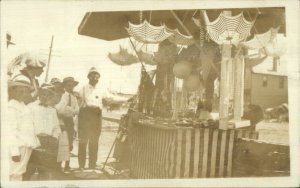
left=1, top=1, right=156, bottom=94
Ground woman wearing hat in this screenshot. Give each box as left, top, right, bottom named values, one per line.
left=24, top=83, right=62, bottom=180
left=7, top=75, right=40, bottom=181
left=78, top=67, right=103, bottom=170
left=55, top=77, right=79, bottom=172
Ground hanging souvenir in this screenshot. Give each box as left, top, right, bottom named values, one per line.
left=263, top=36, right=286, bottom=58
left=202, top=10, right=254, bottom=46
left=173, top=60, right=192, bottom=79
left=154, top=42, right=179, bottom=64
left=126, top=20, right=173, bottom=44
left=137, top=51, right=157, bottom=65
left=242, top=27, right=280, bottom=50
left=108, top=46, right=138, bottom=66
left=165, top=27, right=195, bottom=46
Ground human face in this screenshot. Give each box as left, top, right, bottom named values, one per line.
left=88, top=73, right=100, bottom=87
left=39, top=90, right=55, bottom=106
left=64, top=81, right=75, bottom=93
left=34, top=67, right=44, bottom=77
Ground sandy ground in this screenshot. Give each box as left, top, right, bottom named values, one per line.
left=67, top=109, right=290, bottom=175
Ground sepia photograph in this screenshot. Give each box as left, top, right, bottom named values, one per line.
left=1, top=0, right=299, bottom=187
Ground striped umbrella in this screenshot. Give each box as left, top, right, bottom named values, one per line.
left=126, top=20, right=173, bottom=44
left=202, top=10, right=254, bottom=46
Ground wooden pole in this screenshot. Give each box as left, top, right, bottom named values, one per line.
left=233, top=56, right=245, bottom=120
left=44, top=35, right=54, bottom=82
left=218, top=11, right=232, bottom=130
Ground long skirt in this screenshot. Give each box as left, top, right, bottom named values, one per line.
left=57, top=131, right=70, bottom=162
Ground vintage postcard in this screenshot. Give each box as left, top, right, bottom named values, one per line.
left=1, top=0, right=299, bottom=187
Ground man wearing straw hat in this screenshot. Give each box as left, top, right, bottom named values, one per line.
left=55, top=77, right=79, bottom=172
left=78, top=67, right=102, bottom=170
left=7, top=75, right=40, bottom=181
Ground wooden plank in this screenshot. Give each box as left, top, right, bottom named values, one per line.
left=218, top=130, right=227, bottom=177
left=169, top=130, right=176, bottom=178
left=184, top=129, right=192, bottom=178
left=175, top=129, right=183, bottom=178
left=193, top=128, right=201, bottom=178
left=226, top=130, right=235, bottom=177
left=165, top=130, right=171, bottom=178
left=150, top=128, right=155, bottom=178
left=201, top=128, right=210, bottom=177
left=162, top=130, right=170, bottom=178
left=209, top=129, right=219, bottom=177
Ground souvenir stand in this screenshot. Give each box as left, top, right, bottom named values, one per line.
left=78, top=8, right=290, bottom=178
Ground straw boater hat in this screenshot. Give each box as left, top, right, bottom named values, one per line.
left=63, top=77, right=79, bottom=86
left=8, top=74, right=33, bottom=90
left=87, top=67, right=100, bottom=78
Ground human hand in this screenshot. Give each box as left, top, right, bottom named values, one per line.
left=12, top=155, right=21, bottom=162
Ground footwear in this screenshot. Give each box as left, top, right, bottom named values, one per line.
left=64, top=166, right=71, bottom=172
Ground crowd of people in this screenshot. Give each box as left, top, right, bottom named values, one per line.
left=7, top=54, right=104, bottom=181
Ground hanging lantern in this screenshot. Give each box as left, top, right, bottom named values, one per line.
left=185, top=73, right=202, bottom=92
left=173, top=60, right=192, bottom=79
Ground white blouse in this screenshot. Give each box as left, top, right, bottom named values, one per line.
left=7, top=100, right=40, bottom=156
left=29, top=101, right=61, bottom=139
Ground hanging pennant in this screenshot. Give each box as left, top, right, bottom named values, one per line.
left=242, top=27, right=280, bottom=50
left=126, top=20, right=173, bottom=44
left=108, top=46, right=138, bottom=66
left=202, top=10, right=254, bottom=46
left=165, top=27, right=195, bottom=46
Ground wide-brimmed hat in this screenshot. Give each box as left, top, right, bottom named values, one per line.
left=8, top=74, right=33, bottom=89
left=50, top=77, right=62, bottom=85
left=87, top=67, right=100, bottom=78
left=24, top=53, right=46, bottom=68
left=63, top=77, right=79, bottom=86
left=39, top=83, right=56, bottom=95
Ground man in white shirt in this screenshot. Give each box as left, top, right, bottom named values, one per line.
left=7, top=75, right=40, bottom=181
left=78, top=67, right=102, bottom=170
left=55, top=77, right=79, bottom=171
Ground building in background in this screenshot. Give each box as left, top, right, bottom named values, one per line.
left=244, top=56, right=288, bottom=109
